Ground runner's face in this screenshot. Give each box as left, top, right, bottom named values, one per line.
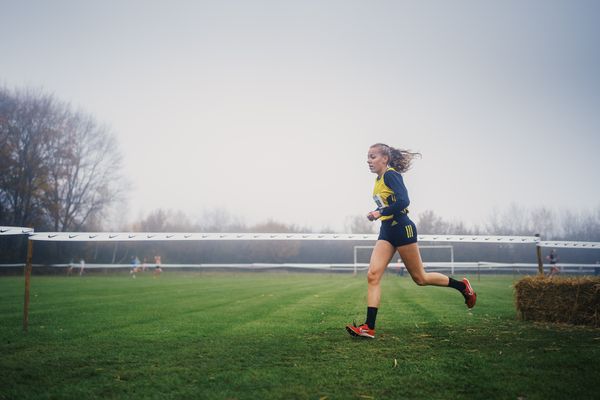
left=367, top=147, right=388, bottom=175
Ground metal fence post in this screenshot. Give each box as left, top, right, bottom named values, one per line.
left=535, top=233, right=544, bottom=276
left=23, top=239, right=33, bottom=332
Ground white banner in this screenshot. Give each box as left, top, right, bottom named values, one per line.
left=26, top=232, right=541, bottom=243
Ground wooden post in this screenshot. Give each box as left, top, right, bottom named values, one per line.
left=535, top=233, right=544, bottom=276
left=23, top=239, right=33, bottom=332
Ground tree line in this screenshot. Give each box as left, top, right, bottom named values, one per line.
left=416, top=205, right=600, bottom=242
left=129, top=204, right=600, bottom=242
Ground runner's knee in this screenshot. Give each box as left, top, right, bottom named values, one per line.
left=367, top=268, right=382, bottom=285
left=411, top=273, right=427, bottom=286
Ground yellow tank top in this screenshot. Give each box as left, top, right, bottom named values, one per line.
left=372, top=167, right=408, bottom=221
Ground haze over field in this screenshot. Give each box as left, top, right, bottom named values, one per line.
left=2, top=1, right=599, bottom=230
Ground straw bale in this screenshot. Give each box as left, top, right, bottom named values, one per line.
left=515, top=276, right=600, bottom=327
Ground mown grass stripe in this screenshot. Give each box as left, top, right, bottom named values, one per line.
left=1, top=273, right=599, bottom=400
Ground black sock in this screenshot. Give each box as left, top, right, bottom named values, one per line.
left=365, top=307, right=378, bottom=329
left=448, top=277, right=466, bottom=293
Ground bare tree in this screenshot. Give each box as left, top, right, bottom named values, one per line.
left=0, top=87, right=55, bottom=227
left=197, top=208, right=246, bottom=232
left=250, top=219, right=304, bottom=233
left=417, top=209, right=471, bottom=235
left=132, top=209, right=195, bottom=232
left=529, top=207, right=557, bottom=238
left=0, top=86, right=126, bottom=230
left=344, top=214, right=376, bottom=234
left=417, top=210, right=446, bottom=234
left=483, top=203, right=533, bottom=236
left=43, top=110, right=125, bottom=231
left=559, top=207, right=600, bottom=241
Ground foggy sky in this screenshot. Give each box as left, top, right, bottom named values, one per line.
left=2, top=0, right=599, bottom=231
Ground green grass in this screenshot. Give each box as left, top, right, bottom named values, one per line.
left=1, top=272, right=599, bottom=400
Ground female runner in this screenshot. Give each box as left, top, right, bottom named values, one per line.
left=346, top=143, right=477, bottom=339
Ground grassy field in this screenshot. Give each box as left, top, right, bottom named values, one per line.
left=1, top=272, right=599, bottom=400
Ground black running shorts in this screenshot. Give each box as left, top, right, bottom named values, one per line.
left=378, top=216, right=418, bottom=248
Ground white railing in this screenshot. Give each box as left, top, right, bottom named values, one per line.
left=3, top=226, right=598, bottom=249
left=0, top=226, right=33, bottom=235
left=4, top=261, right=598, bottom=274
left=25, top=232, right=542, bottom=243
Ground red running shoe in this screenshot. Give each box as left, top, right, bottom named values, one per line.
left=462, top=277, right=477, bottom=308
left=345, top=322, right=375, bottom=339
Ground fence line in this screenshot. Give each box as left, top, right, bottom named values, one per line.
left=0, top=226, right=33, bottom=235
left=3, top=261, right=598, bottom=272
left=538, top=240, right=600, bottom=249
left=3, top=226, right=600, bottom=249
left=25, top=232, right=540, bottom=243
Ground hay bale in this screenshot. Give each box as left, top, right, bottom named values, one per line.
left=515, top=276, right=600, bottom=327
